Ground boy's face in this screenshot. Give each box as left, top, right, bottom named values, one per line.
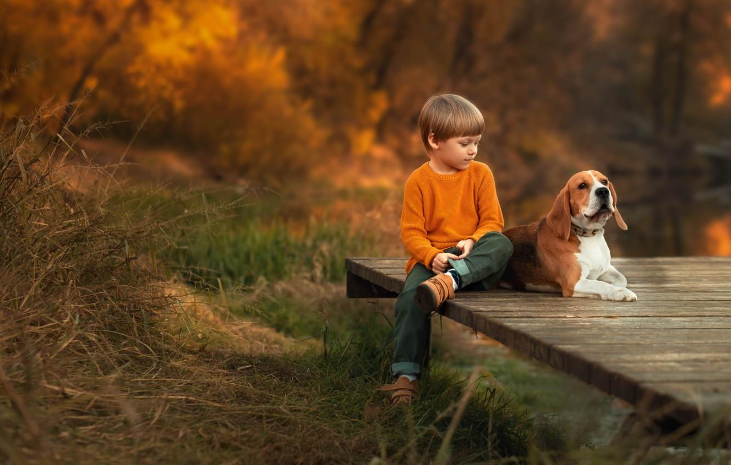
left=428, top=133, right=481, bottom=173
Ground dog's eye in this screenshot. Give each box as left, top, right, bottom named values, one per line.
left=601, top=179, right=608, bottom=185
left=578, top=183, right=587, bottom=189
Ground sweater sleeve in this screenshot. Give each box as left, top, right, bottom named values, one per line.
left=400, top=178, right=443, bottom=271
left=468, top=166, right=505, bottom=242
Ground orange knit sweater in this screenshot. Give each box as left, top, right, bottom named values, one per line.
left=401, top=160, right=505, bottom=275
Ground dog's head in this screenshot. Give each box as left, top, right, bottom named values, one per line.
left=546, top=170, right=627, bottom=241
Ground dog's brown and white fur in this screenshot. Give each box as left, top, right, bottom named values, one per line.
left=498, top=170, right=637, bottom=302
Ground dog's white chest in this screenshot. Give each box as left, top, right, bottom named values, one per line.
left=574, top=231, right=611, bottom=280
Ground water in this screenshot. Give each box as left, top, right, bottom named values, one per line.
left=607, top=143, right=731, bottom=257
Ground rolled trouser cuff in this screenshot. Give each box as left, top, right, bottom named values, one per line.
left=391, top=362, right=421, bottom=379
left=448, top=256, right=472, bottom=283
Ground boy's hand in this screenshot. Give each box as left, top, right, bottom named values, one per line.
left=455, top=239, right=475, bottom=259
left=431, top=252, right=459, bottom=273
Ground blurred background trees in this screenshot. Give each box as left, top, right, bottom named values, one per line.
left=3, top=0, right=731, bottom=180
left=1, top=0, right=731, bottom=256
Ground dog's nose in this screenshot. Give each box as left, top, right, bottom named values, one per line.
left=596, top=187, right=609, bottom=198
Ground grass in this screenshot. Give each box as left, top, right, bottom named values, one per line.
left=431, top=333, right=629, bottom=451
left=166, top=214, right=373, bottom=288
left=109, top=184, right=380, bottom=292
left=211, top=322, right=567, bottom=464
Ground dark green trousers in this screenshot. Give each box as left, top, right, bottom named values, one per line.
left=390, top=231, right=514, bottom=379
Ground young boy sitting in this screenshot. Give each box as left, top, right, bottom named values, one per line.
left=378, top=94, right=514, bottom=406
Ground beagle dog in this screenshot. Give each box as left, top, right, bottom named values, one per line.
left=498, top=170, right=637, bottom=301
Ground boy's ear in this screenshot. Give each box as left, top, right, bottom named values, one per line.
left=428, top=132, right=439, bottom=150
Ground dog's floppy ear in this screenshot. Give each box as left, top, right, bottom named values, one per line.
left=546, top=182, right=572, bottom=241
left=607, top=180, right=627, bottom=230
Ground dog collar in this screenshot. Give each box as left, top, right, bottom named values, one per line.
left=571, top=223, right=602, bottom=237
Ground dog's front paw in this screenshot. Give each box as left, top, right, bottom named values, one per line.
left=605, top=287, right=637, bottom=302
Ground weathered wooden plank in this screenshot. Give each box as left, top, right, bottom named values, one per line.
left=555, top=340, right=731, bottom=355
left=619, top=267, right=731, bottom=272
left=634, top=382, right=731, bottom=424
left=482, top=317, right=731, bottom=329
left=617, top=257, right=731, bottom=260
left=614, top=260, right=731, bottom=265
left=600, top=361, right=731, bottom=376
left=501, top=329, right=731, bottom=344
left=553, top=340, right=731, bottom=354
left=614, top=262, right=731, bottom=267
left=624, top=284, right=731, bottom=288
left=463, top=306, right=731, bottom=317
left=575, top=352, right=731, bottom=364
left=345, top=256, right=731, bottom=426
left=467, top=308, right=731, bottom=318
left=469, top=293, right=731, bottom=301
left=346, top=271, right=398, bottom=298
left=457, top=292, right=727, bottom=301
left=599, top=371, right=731, bottom=411
left=443, top=304, right=473, bottom=329
left=465, top=312, right=731, bottom=406
left=345, top=258, right=403, bottom=294
left=465, top=303, right=731, bottom=310
left=463, top=300, right=731, bottom=311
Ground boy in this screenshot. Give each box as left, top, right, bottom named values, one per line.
left=377, top=94, right=514, bottom=406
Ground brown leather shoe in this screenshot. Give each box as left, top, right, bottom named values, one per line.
left=377, top=376, right=419, bottom=406
left=414, top=273, right=455, bottom=315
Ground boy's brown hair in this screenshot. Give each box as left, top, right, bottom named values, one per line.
left=418, top=94, right=485, bottom=153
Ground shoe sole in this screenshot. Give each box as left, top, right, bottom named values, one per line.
left=414, top=283, right=438, bottom=314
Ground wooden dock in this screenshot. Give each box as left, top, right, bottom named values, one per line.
left=346, top=256, right=731, bottom=438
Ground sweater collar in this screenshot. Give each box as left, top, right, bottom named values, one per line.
left=422, top=161, right=472, bottom=180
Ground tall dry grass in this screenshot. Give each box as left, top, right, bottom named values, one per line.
left=0, top=107, right=251, bottom=464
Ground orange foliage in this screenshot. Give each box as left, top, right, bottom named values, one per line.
left=3, top=0, right=731, bottom=192
left=700, top=60, right=731, bottom=108
left=704, top=215, right=731, bottom=256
